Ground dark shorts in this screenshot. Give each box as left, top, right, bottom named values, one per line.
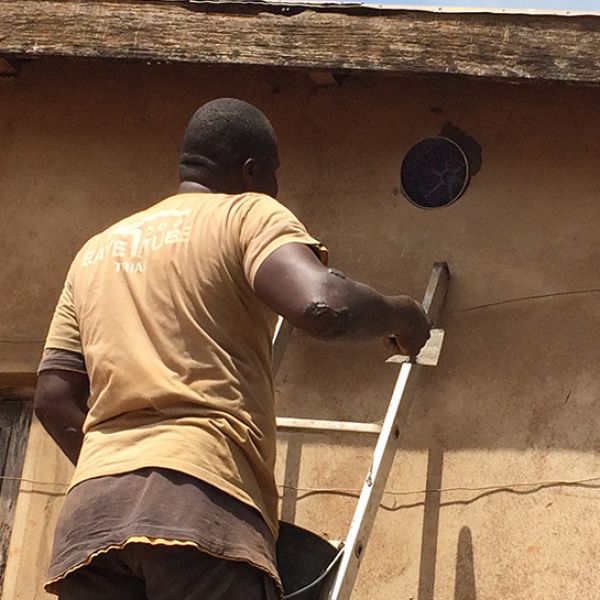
left=46, top=469, right=281, bottom=598
left=55, top=542, right=278, bottom=600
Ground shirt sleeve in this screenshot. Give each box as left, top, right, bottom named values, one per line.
left=37, top=348, right=87, bottom=375
left=239, top=194, right=328, bottom=289
left=43, top=263, right=83, bottom=355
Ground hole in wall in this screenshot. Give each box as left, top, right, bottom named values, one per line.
left=400, top=122, right=481, bottom=210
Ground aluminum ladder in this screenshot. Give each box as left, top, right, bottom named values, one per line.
left=273, top=262, right=450, bottom=600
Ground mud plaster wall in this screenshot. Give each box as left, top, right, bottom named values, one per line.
left=1, top=59, right=600, bottom=600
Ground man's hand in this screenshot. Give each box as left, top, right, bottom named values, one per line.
left=384, top=296, right=432, bottom=359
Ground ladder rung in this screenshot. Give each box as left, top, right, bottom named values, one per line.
left=276, top=417, right=382, bottom=435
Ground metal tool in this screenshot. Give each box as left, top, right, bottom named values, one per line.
left=273, top=262, right=450, bottom=600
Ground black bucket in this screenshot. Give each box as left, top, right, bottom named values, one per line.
left=276, top=521, right=341, bottom=600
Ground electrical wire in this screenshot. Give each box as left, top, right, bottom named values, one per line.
left=5, top=474, right=600, bottom=500
left=449, top=288, right=600, bottom=314
left=2, top=286, right=600, bottom=346
left=277, top=474, right=600, bottom=499
left=283, top=545, right=344, bottom=599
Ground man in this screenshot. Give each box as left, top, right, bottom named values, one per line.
left=35, top=98, right=431, bottom=600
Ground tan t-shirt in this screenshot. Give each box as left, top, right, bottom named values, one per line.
left=44, top=192, right=326, bottom=536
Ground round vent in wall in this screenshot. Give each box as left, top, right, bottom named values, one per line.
left=400, top=136, right=470, bottom=209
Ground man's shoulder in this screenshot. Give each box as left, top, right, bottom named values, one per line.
left=78, top=194, right=190, bottom=246
left=233, top=193, right=298, bottom=224
left=69, top=195, right=181, bottom=269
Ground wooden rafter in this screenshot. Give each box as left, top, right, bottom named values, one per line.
left=1, top=0, right=600, bottom=84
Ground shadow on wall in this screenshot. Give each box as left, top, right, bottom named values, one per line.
left=418, top=515, right=477, bottom=600
left=453, top=527, right=477, bottom=600
left=417, top=444, right=443, bottom=600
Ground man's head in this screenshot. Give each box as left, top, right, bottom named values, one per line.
left=179, top=98, right=279, bottom=198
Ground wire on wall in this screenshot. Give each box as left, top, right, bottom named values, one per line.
left=5, top=474, right=600, bottom=505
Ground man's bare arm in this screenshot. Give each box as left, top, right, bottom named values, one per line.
left=34, top=369, right=89, bottom=465
left=254, top=243, right=431, bottom=356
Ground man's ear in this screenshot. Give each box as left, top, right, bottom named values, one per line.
left=241, top=158, right=257, bottom=189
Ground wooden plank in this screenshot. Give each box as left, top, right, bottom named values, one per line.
left=1, top=0, right=600, bottom=83
left=421, top=262, right=451, bottom=325
left=1, top=416, right=72, bottom=600
left=386, top=328, right=445, bottom=366
left=0, top=400, right=33, bottom=591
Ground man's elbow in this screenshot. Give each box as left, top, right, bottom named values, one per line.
left=297, top=300, right=354, bottom=339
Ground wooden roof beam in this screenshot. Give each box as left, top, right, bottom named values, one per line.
left=1, top=0, right=600, bottom=84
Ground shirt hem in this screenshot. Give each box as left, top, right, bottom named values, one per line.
left=69, top=459, right=279, bottom=537
left=44, top=535, right=283, bottom=599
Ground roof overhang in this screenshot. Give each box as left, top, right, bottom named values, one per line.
left=191, top=0, right=600, bottom=17
left=2, top=0, right=600, bottom=85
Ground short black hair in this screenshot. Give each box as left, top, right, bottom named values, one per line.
left=179, top=98, right=278, bottom=181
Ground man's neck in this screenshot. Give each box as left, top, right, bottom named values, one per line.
left=178, top=181, right=213, bottom=194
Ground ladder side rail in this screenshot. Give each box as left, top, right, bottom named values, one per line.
left=325, top=362, right=413, bottom=600
left=325, top=262, right=450, bottom=600
left=272, top=316, right=294, bottom=376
